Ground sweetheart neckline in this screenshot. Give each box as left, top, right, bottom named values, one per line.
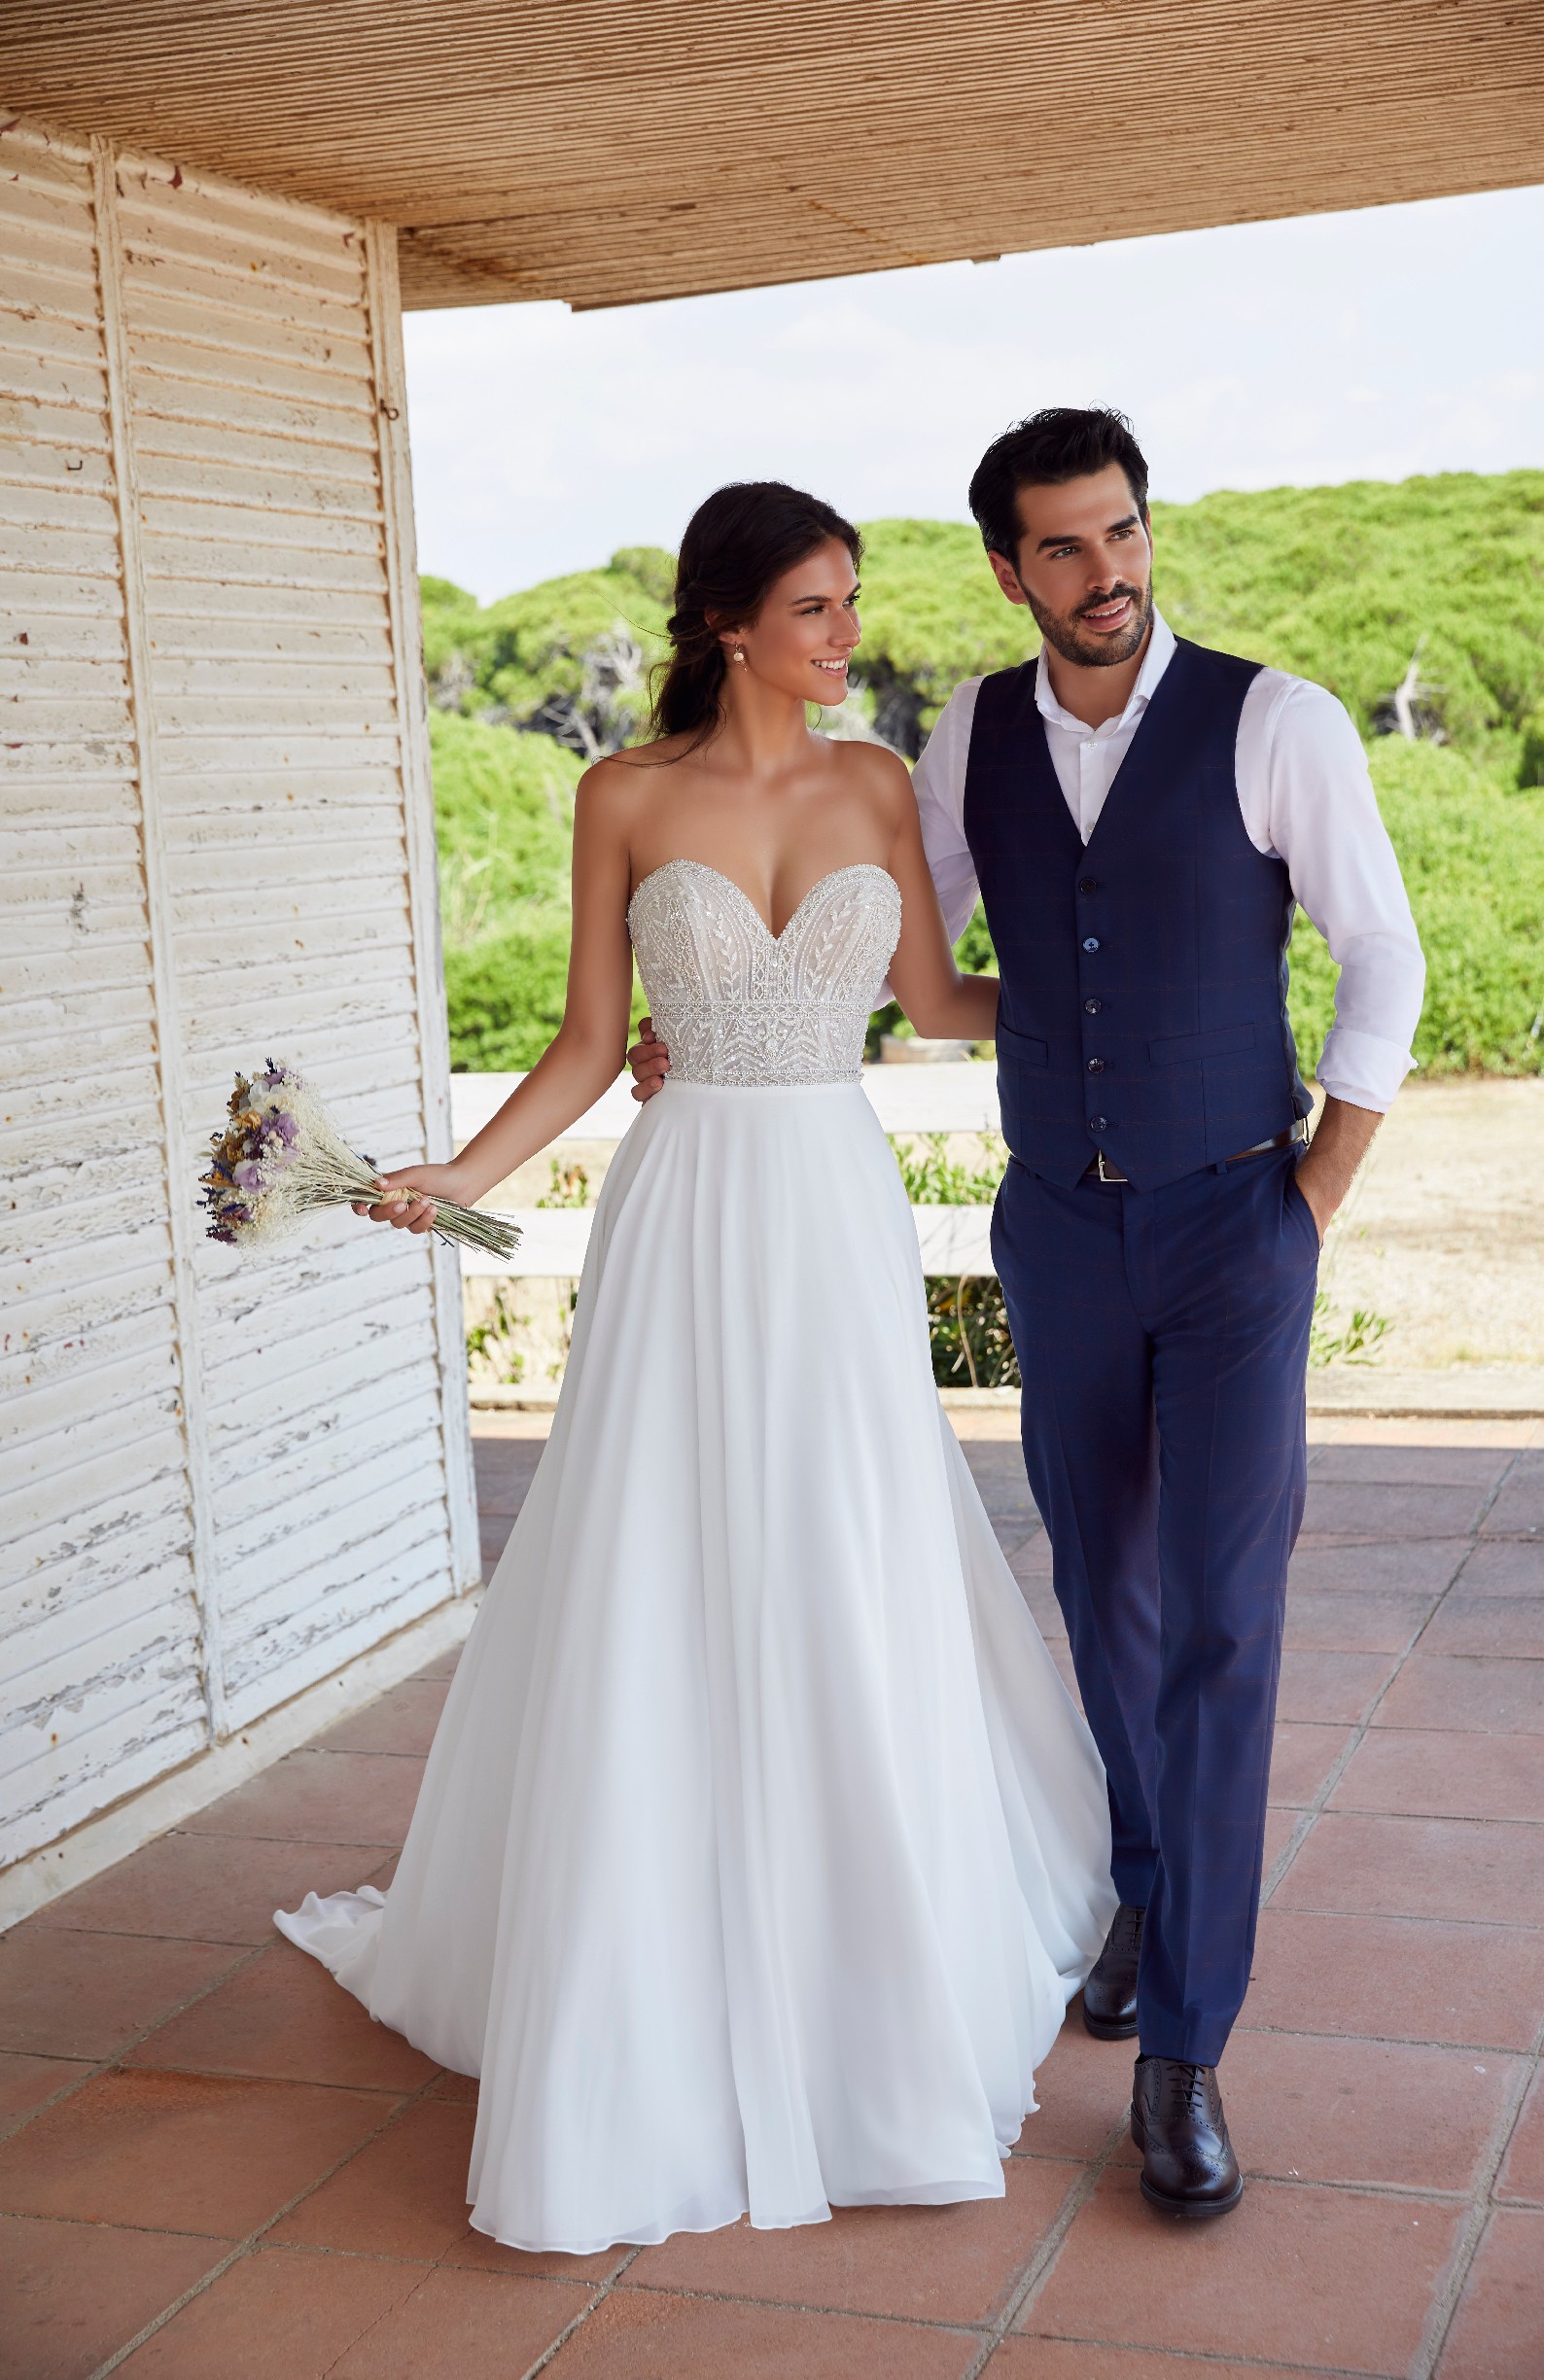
left=628, top=858, right=896, bottom=945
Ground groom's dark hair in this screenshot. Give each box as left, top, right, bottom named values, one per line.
left=968, top=408, right=1150, bottom=565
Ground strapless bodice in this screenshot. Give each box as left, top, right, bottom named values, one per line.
left=626, top=860, right=901, bottom=1088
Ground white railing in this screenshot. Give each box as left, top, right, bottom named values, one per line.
left=452, top=1065, right=1000, bottom=1278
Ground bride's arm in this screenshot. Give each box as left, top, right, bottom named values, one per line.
left=881, top=758, right=1000, bottom=1045
left=361, top=766, right=637, bottom=1233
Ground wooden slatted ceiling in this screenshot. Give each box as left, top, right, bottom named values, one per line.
left=4, top=0, right=1541, bottom=313
left=0, top=118, right=470, bottom=1860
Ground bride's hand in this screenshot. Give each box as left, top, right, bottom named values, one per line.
left=353, top=1161, right=471, bottom=1235
left=627, top=1017, right=671, bottom=1102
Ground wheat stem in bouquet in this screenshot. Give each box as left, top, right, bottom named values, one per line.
left=200, top=1062, right=521, bottom=1258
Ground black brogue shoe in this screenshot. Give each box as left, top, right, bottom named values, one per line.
left=1130, top=2055, right=1243, bottom=2219
left=1081, top=1903, right=1144, bottom=2040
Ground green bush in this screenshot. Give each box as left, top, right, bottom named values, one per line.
left=1286, top=741, right=1544, bottom=1078
left=925, top=1277, right=1020, bottom=1389
left=1151, top=473, right=1544, bottom=780
left=1520, top=710, right=1544, bottom=789
left=430, top=710, right=579, bottom=938
left=891, top=1132, right=1004, bottom=1204
left=430, top=712, right=585, bottom=1070
left=444, top=914, right=575, bottom=1073
left=422, top=552, right=672, bottom=752
left=419, top=576, right=488, bottom=688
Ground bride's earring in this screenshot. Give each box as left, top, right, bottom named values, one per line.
left=731, top=646, right=746, bottom=666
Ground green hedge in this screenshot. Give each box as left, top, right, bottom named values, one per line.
left=432, top=710, right=656, bottom=1070
left=432, top=712, right=580, bottom=1070
left=445, top=917, right=577, bottom=1073
left=1286, top=741, right=1544, bottom=1078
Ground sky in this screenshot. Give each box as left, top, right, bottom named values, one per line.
left=402, top=183, right=1544, bottom=604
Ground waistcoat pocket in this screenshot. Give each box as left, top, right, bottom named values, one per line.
left=1147, top=1022, right=1257, bottom=1067
left=998, top=1019, right=1049, bottom=1067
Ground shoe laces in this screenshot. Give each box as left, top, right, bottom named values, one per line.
left=1165, top=2060, right=1212, bottom=2118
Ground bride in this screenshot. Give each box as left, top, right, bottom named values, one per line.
left=277, top=479, right=1115, bottom=2254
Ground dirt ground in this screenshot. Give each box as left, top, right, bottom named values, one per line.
left=1319, top=1079, right=1544, bottom=1370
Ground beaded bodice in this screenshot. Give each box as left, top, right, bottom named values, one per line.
left=627, top=860, right=901, bottom=1087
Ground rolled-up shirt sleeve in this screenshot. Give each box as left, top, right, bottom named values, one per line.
left=1255, top=676, right=1425, bottom=1111
left=876, top=679, right=985, bottom=1004
left=875, top=678, right=983, bottom=1009
left=912, top=679, right=984, bottom=947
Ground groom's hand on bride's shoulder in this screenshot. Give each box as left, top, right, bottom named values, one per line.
left=628, top=1017, right=671, bottom=1102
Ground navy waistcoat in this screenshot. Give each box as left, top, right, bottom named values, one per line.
left=964, top=636, right=1311, bottom=1191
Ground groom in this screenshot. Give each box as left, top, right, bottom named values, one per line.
left=631, top=408, right=1424, bottom=2218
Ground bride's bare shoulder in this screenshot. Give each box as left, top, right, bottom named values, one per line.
left=576, top=739, right=684, bottom=818
left=825, top=734, right=915, bottom=819
left=599, top=731, right=696, bottom=773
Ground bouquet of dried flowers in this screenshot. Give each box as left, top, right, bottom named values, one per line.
left=200, top=1062, right=521, bottom=1257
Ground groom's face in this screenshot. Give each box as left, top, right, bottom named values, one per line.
left=988, top=463, right=1153, bottom=670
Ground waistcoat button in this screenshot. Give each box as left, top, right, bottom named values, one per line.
left=1087, top=1057, right=1105, bottom=1073
left=1084, top=998, right=1103, bottom=1015
left=1078, top=876, right=1098, bottom=894
left=1081, top=935, right=1101, bottom=954
left=1089, top=1115, right=1108, bottom=1134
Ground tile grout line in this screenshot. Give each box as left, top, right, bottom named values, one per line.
left=84, top=2066, right=454, bottom=2380
left=1409, top=2003, right=1544, bottom=2380
left=516, top=2246, right=644, bottom=2379
left=962, top=2113, right=1133, bottom=2376
left=1243, top=2008, right=1543, bottom=2055
left=1260, top=1446, right=1528, bottom=1909
left=602, top=2277, right=992, bottom=2339
left=0, top=1835, right=404, bottom=2136
left=1002, top=2334, right=1387, bottom=2377
left=1268, top=1881, right=1544, bottom=1912
left=0, top=1937, right=272, bottom=2146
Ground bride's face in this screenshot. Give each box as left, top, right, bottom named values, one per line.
left=721, top=538, right=861, bottom=706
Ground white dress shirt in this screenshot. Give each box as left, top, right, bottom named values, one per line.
left=908, top=611, right=1425, bottom=1112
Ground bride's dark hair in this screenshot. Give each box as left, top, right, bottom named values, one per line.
left=649, top=480, right=861, bottom=749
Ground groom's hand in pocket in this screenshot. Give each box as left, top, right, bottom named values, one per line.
left=628, top=1016, right=671, bottom=1102
left=1293, top=1094, right=1384, bottom=1242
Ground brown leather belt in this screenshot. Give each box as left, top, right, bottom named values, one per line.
left=1083, top=1120, right=1306, bottom=1186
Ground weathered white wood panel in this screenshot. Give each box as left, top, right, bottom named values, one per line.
left=1, top=111, right=477, bottom=1872
left=111, top=144, right=470, bottom=1736
left=0, top=118, right=207, bottom=1862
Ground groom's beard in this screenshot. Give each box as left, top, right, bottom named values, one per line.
left=1026, top=579, right=1152, bottom=671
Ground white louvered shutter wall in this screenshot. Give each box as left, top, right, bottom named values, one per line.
left=1, top=112, right=476, bottom=1866
left=1, top=122, right=210, bottom=1858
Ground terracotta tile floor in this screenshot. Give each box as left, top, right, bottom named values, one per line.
left=3, top=1411, right=1541, bottom=2380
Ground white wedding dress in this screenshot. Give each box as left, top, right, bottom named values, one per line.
left=277, top=859, right=1115, bottom=2254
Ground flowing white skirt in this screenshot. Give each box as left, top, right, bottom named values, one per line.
left=277, top=1080, right=1115, bottom=2253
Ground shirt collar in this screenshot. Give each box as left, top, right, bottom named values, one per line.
left=1034, top=608, right=1176, bottom=735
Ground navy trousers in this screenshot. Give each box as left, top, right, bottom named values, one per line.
left=993, top=1143, right=1319, bottom=2065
